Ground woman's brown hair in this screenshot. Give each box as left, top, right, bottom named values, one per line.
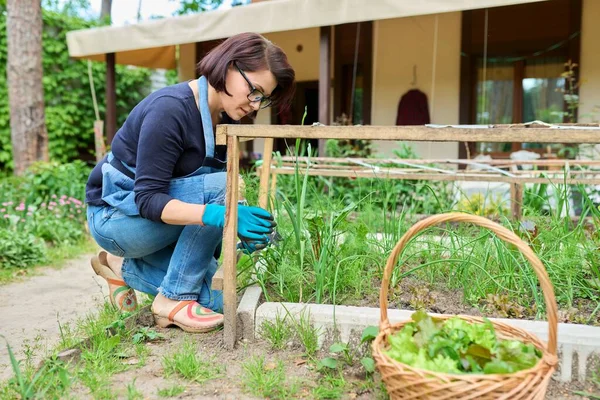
left=197, top=32, right=296, bottom=112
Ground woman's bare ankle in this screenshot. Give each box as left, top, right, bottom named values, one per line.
left=152, top=293, right=179, bottom=312
left=105, top=253, right=124, bottom=279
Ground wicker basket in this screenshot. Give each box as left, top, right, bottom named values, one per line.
left=372, top=213, right=558, bottom=400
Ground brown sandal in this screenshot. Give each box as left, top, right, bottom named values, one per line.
left=152, top=300, right=224, bottom=333
left=90, top=251, right=138, bottom=312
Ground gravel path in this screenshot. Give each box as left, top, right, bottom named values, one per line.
left=0, top=253, right=107, bottom=380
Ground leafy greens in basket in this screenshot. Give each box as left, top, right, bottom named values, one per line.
left=384, top=310, right=542, bottom=374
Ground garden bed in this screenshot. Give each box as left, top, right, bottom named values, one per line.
left=3, top=300, right=597, bottom=400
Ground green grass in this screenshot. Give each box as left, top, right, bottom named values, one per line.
left=243, top=162, right=600, bottom=325
left=157, top=384, right=186, bottom=398
left=295, top=309, right=320, bottom=358
left=125, top=379, right=144, bottom=400
left=259, top=313, right=294, bottom=350
left=162, top=340, right=224, bottom=383
left=241, top=356, right=299, bottom=399
left=0, top=302, right=155, bottom=399
left=312, top=372, right=347, bottom=400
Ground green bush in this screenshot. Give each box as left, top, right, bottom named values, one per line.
left=21, top=161, right=90, bottom=205
left=0, top=161, right=89, bottom=270
left=0, top=229, right=47, bottom=269
left=0, top=8, right=152, bottom=168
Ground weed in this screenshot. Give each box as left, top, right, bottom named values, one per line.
left=241, top=356, right=298, bottom=399
left=126, top=378, right=144, bottom=400
left=319, top=343, right=352, bottom=370
left=318, top=326, right=378, bottom=374
left=132, top=327, right=163, bottom=344
left=259, top=313, right=294, bottom=350
left=1, top=335, right=72, bottom=400
left=312, top=371, right=347, bottom=399
left=157, top=384, right=186, bottom=397
left=295, top=309, right=320, bottom=357
left=162, top=340, right=224, bottom=383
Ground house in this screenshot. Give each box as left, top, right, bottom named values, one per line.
left=66, top=0, right=599, bottom=160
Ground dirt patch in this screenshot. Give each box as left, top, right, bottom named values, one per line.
left=306, top=276, right=599, bottom=326
left=0, top=252, right=106, bottom=381
left=547, top=380, right=600, bottom=400
left=67, top=327, right=382, bottom=399
left=62, top=325, right=598, bottom=399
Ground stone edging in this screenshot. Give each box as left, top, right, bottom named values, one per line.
left=255, top=301, right=600, bottom=383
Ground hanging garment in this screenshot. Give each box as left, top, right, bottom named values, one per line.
left=395, top=89, right=431, bottom=125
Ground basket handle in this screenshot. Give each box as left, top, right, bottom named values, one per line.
left=379, top=212, right=558, bottom=356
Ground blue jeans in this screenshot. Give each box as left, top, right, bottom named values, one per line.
left=86, top=171, right=226, bottom=312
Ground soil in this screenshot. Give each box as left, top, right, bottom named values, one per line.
left=1, top=254, right=599, bottom=399
left=67, top=327, right=383, bottom=399
left=68, top=325, right=600, bottom=399
left=0, top=252, right=107, bottom=381
left=337, top=276, right=599, bottom=326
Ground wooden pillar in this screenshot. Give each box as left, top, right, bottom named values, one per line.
left=511, top=60, right=525, bottom=152
left=258, top=138, right=274, bottom=210
left=510, top=166, right=522, bottom=221
left=458, top=10, right=474, bottom=164
left=223, top=135, right=240, bottom=349
left=318, top=26, right=331, bottom=157
left=510, top=182, right=523, bottom=221
left=105, top=52, right=117, bottom=146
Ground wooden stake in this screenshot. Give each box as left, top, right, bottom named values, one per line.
left=510, top=166, right=523, bottom=221
left=223, top=135, right=239, bottom=349
left=258, top=138, right=274, bottom=210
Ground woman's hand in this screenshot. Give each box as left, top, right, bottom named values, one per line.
left=202, top=204, right=276, bottom=241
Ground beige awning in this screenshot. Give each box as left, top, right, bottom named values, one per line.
left=67, top=0, right=549, bottom=69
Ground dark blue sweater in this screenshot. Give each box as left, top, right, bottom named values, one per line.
left=85, top=82, right=227, bottom=222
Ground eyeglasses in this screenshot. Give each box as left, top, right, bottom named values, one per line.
left=234, top=62, right=273, bottom=109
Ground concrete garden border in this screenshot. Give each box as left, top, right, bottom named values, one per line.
left=237, top=285, right=600, bottom=383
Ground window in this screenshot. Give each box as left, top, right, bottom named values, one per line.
left=459, top=0, right=582, bottom=159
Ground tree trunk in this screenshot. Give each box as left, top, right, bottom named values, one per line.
left=101, top=0, right=112, bottom=22
left=6, top=0, right=49, bottom=176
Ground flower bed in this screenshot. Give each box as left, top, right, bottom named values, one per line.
left=0, top=161, right=91, bottom=279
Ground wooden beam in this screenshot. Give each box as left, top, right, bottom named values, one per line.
left=275, top=156, right=600, bottom=166
left=105, top=52, right=117, bottom=146
left=223, top=135, right=239, bottom=349
left=268, top=167, right=600, bottom=185
left=319, top=26, right=332, bottom=157
left=216, top=124, right=600, bottom=145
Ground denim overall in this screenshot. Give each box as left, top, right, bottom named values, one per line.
left=86, top=76, right=225, bottom=312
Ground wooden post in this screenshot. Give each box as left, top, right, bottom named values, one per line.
left=270, top=169, right=278, bottom=204
left=223, top=135, right=240, bottom=349
left=258, top=138, right=274, bottom=210
left=105, top=52, right=117, bottom=146
left=318, top=26, right=331, bottom=157
left=510, top=182, right=523, bottom=221
left=93, top=120, right=106, bottom=162
left=510, top=166, right=522, bottom=220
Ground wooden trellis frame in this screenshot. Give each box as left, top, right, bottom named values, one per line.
left=214, top=123, right=600, bottom=348
left=262, top=156, right=600, bottom=220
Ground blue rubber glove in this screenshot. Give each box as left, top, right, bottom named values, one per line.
left=202, top=204, right=276, bottom=241
left=237, top=237, right=269, bottom=254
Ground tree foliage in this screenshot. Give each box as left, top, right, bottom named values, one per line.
left=171, top=0, right=224, bottom=15
left=0, top=5, right=152, bottom=169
